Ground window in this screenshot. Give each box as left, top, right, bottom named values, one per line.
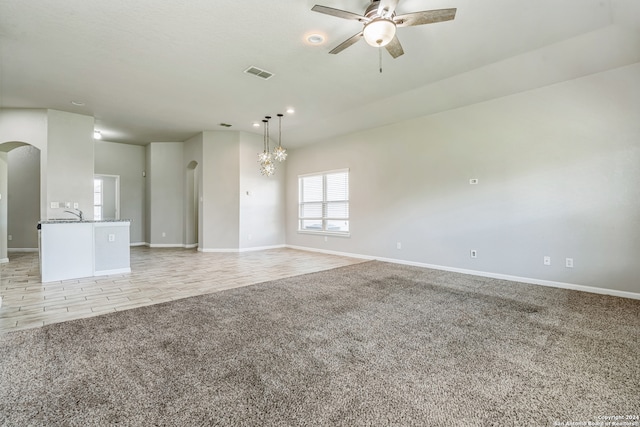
left=298, top=169, right=349, bottom=235
left=93, top=178, right=103, bottom=220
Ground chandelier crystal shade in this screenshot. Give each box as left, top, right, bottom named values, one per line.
left=258, top=117, right=274, bottom=176
left=273, top=114, right=288, bottom=162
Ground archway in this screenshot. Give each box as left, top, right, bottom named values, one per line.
left=0, top=142, right=42, bottom=263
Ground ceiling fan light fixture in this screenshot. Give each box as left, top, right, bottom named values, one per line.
left=363, top=18, right=396, bottom=47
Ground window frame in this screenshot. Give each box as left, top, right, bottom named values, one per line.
left=298, top=168, right=350, bottom=237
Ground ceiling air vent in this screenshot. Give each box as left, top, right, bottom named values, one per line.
left=244, top=66, right=274, bottom=80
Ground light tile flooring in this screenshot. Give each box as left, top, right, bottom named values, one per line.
left=0, top=247, right=365, bottom=334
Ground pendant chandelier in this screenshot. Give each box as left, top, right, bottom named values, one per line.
left=273, top=114, right=288, bottom=162
left=257, top=113, right=287, bottom=176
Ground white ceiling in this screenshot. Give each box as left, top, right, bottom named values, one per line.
left=1, top=0, right=639, bottom=147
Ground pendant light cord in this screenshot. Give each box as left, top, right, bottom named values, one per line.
left=278, top=114, right=282, bottom=148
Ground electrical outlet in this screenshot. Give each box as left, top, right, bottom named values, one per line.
left=544, top=256, right=551, bottom=266
left=470, top=249, right=477, bottom=258
left=73, top=202, right=79, bottom=209
left=469, top=178, right=478, bottom=184
left=51, top=202, right=59, bottom=209
left=65, top=202, right=71, bottom=208
left=108, top=234, right=115, bottom=242
left=162, top=232, right=166, bottom=238
left=565, top=258, right=574, bottom=268
left=8, top=235, right=12, bottom=241
left=396, top=242, right=402, bottom=250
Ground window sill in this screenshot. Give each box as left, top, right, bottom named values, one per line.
left=297, top=230, right=351, bottom=238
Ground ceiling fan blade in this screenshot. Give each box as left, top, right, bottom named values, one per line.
left=329, top=32, right=364, bottom=54
left=377, top=0, right=399, bottom=18
left=385, top=35, right=404, bottom=58
left=311, top=5, right=366, bottom=22
left=395, top=8, right=457, bottom=27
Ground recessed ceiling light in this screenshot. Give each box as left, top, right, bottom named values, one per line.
left=252, top=122, right=260, bottom=127
left=306, top=34, right=325, bottom=45
left=71, top=101, right=85, bottom=106
left=286, top=108, right=295, bottom=114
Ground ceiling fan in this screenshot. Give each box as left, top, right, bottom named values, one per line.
left=311, top=0, right=456, bottom=58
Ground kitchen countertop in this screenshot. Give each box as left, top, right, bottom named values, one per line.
left=38, top=219, right=132, bottom=225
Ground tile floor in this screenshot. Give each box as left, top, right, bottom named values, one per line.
left=0, top=246, right=365, bottom=334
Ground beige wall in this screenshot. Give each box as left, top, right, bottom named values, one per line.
left=200, top=131, right=240, bottom=250
left=0, top=152, right=7, bottom=262
left=46, top=110, right=94, bottom=219
left=285, top=63, right=640, bottom=295
left=8, top=145, right=40, bottom=249
left=0, top=109, right=93, bottom=261
left=95, top=141, right=146, bottom=244
left=183, top=133, right=203, bottom=248
left=146, top=142, right=185, bottom=246
left=239, top=131, right=285, bottom=250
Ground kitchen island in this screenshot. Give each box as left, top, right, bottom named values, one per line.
left=39, top=219, right=131, bottom=282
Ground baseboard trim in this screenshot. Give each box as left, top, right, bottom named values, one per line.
left=198, top=244, right=286, bottom=253
left=239, top=244, right=286, bottom=253
left=130, top=242, right=147, bottom=247
left=286, top=245, right=640, bottom=301
left=94, top=268, right=131, bottom=277
left=286, top=245, right=374, bottom=261
left=8, top=248, right=38, bottom=253
left=145, top=243, right=199, bottom=249
left=0, top=258, right=8, bottom=264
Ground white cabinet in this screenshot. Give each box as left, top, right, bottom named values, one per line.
left=39, top=220, right=131, bottom=282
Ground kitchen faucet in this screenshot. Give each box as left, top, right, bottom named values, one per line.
left=64, top=208, right=83, bottom=221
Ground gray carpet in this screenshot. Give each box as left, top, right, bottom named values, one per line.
left=1, top=261, right=638, bottom=426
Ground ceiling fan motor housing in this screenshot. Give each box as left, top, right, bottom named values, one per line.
left=362, top=1, right=397, bottom=47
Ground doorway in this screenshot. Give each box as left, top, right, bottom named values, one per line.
left=94, top=174, right=120, bottom=220
left=1, top=142, right=42, bottom=259
left=185, top=161, right=199, bottom=248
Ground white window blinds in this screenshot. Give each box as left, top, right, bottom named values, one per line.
left=299, top=169, right=349, bottom=234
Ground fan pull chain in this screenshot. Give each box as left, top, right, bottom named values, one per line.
left=379, top=47, right=383, bottom=74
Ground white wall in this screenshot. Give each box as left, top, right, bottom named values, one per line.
left=94, top=141, right=146, bottom=244
left=8, top=145, right=40, bottom=249
left=286, top=63, right=640, bottom=295
left=239, top=131, right=285, bottom=250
